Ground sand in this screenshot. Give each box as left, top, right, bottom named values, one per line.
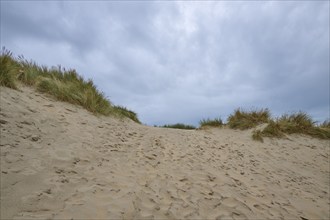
left=0, top=85, right=329, bottom=220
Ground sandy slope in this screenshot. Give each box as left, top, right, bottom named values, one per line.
left=0, top=86, right=329, bottom=220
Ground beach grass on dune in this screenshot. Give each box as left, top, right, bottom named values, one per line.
left=252, top=112, right=330, bottom=141
left=199, top=118, right=223, bottom=128
left=113, top=105, right=141, bottom=123
left=0, top=48, right=140, bottom=123
left=227, top=108, right=270, bottom=130
left=274, top=112, right=330, bottom=139
left=199, top=109, right=329, bottom=141
left=0, top=50, right=19, bottom=89
left=160, top=123, right=196, bottom=130
left=1, top=49, right=329, bottom=140
left=252, top=129, right=264, bottom=142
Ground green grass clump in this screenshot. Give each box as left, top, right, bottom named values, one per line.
left=225, top=109, right=330, bottom=141
left=16, top=57, right=49, bottom=85
left=305, top=127, right=330, bottom=139
left=252, top=130, right=264, bottom=142
left=0, top=49, right=140, bottom=123
left=0, top=49, right=19, bottom=89
left=113, top=105, right=140, bottom=123
left=161, top=123, right=196, bottom=130
left=256, top=112, right=330, bottom=140
left=259, top=120, right=284, bottom=138
left=199, top=118, right=223, bottom=128
left=276, top=112, right=314, bottom=134
left=37, top=77, right=112, bottom=115
left=227, top=108, right=270, bottom=130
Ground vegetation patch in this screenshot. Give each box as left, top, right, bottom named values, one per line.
left=224, top=109, right=329, bottom=141
left=273, top=112, right=330, bottom=139
left=0, top=49, right=140, bottom=123
left=260, top=120, right=284, bottom=138
left=252, top=130, right=264, bottom=142
left=253, top=112, right=330, bottom=141
left=113, top=106, right=140, bottom=123
left=0, top=50, right=19, bottom=89
left=160, top=123, right=196, bottom=130
left=2, top=49, right=329, bottom=138
left=227, top=108, right=270, bottom=130
left=199, top=118, right=223, bottom=128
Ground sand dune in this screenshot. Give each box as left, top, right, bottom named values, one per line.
left=1, top=86, right=329, bottom=219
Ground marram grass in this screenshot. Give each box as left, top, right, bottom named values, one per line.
left=160, top=123, right=196, bottom=130
left=199, top=118, right=223, bottom=128
left=252, top=130, right=264, bottom=142
left=252, top=112, right=330, bottom=141
left=227, top=108, right=270, bottom=130
left=1, top=49, right=329, bottom=139
left=113, top=106, right=140, bottom=123
left=199, top=109, right=329, bottom=141
left=0, top=49, right=19, bottom=89
left=0, top=49, right=140, bottom=123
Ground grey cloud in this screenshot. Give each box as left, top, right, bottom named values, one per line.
left=1, top=1, right=328, bottom=125
left=2, top=2, right=106, bottom=56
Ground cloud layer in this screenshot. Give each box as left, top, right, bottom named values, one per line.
left=1, top=1, right=329, bottom=125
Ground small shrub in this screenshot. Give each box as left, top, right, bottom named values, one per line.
left=199, top=118, right=223, bottom=128
left=161, top=123, right=196, bottom=130
left=227, top=108, right=270, bottom=130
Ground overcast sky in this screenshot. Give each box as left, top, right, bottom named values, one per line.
left=1, top=1, right=329, bottom=126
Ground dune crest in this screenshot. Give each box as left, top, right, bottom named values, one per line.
left=1, top=86, right=329, bottom=219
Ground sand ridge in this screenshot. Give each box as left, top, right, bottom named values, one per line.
left=1, top=86, right=329, bottom=219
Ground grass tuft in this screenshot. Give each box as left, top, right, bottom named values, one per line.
left=276, top=112, right=315, bottom=134
left=0, top=48, right=19, bottom=89
left=161, top=123, right=196, bottom=130
left=113, top=105, right=140, bottom=123
left=199, top=118, right=223, bottom=128
left=257, top=112, right=330, bottom=140
left=227, top=108, right=270, bottom=130
left=252, top=130, right=264, bottom=142
left=0, top=49, right=140, bottom=123
left=260, top=120, right=284, bottom=138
